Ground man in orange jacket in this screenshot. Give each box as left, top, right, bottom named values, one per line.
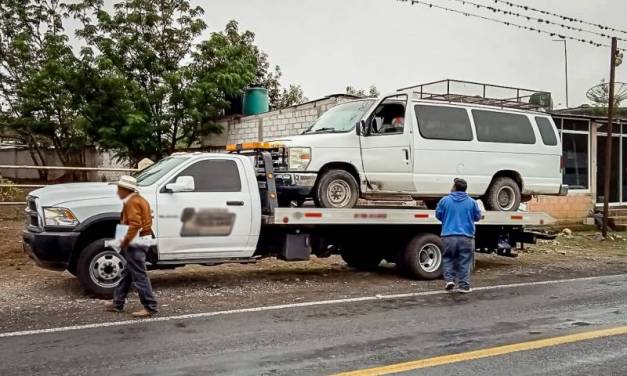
left=105, top=175, right=158, bottom=317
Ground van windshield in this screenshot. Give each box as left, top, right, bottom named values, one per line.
left=134, top=157, right=188, bottom=186
left=303, top=100, right=374, bottom=134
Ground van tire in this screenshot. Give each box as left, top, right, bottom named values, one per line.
left=76, top=239, right=124, bottom=298
left=398, top=233, right=443, bottom=280
left=315, top=169, right=359, bottom=208
left=484, top=177, right=521, bottom=211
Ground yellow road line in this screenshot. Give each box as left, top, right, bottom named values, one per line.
left=332, top=325, right=627, bottom=376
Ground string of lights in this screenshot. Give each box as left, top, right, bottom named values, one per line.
left=441, top=0, right=625, bottom=42
left=396, top=0, right=625, bottom=51
left=492, top=0, right=627, bottom=36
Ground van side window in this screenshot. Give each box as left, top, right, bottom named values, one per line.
left=535, top=117, right=558, bottom=146
left=174, top=159, right=241, bottom=192
left=370, top=100, right=405, bottom=135
left=472, top=110, right=536, bottom=144
left=415, top=105, right=473, bottom=141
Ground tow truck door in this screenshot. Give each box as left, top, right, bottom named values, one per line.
left=156, top=156, right=253, bottom=260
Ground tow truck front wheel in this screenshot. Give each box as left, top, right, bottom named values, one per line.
left=314, top=169, right=359, bottom=208
left=76, top=238, right=124, bottom=298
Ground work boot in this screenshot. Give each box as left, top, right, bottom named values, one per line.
left=105, top=302, right=123, bottom=313
left=131, top=308, right=156, bottom=318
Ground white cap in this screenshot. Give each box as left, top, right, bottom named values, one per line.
left=117, top=175, right=138, bottom=192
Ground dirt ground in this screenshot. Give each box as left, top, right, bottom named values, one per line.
left=1, top=218, right=626, bottom=332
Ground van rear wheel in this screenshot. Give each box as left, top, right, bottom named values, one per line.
left=314, top=169, right=359, bottom=208
left=484, top=177, right=521, bottom=211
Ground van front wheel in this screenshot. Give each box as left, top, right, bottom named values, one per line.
left=314, top=169, right=359, bottom=208
left=484, top=177, right=521, bottom=211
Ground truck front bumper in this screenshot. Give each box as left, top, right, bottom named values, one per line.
left=22, top=229, right=79, bottom=271
left=275, top=172, right=318, bottom=198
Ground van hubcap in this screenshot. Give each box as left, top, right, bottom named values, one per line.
left=418, top=243, right=441, bottom=272
left=89, top=251, right=124, bottom=288
left=327, top=179, right=352, bottom=207
left=497, top=186, right=516, bottom=210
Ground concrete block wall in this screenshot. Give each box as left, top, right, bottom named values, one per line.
left=527, top=193, right=595, bottom=223
left=218, top=95, right=357, bottom=145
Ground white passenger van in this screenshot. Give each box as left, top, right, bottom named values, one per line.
left=269, top=80, right=567, bottom=211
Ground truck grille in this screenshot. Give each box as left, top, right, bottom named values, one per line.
left=25, top=197, right=40, bottom=229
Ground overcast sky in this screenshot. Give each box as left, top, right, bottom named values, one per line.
left=197, top=0, right=626, bottom=108
left=82, top=0, right=627, bottom=108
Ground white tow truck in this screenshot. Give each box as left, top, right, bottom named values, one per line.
left=22, top=145, right=556, bottom=297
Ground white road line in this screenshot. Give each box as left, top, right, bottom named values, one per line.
left=1, top=274, right=625, bottom=339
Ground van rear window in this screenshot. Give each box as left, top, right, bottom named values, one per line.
left=415, top=105, right=473, bottom=141
left=535, top=117, right=558, bottom=146
left=472, top=110, right=536, bottom=144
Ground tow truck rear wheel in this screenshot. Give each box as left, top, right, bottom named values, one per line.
left=76, top=238, right=123, bottom=298
left=314, top=169, right=359, bottom=208
left=398, top=233, right=443, bottom=280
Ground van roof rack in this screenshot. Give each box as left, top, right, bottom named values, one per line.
left=398, top=79, right=552, bottom=111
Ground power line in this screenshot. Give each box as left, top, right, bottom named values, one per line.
left=492, top=0, right=627, bottom=36
left=396, top=0, right=624, bottom=51
left=441, top=0, right=625, bottom=42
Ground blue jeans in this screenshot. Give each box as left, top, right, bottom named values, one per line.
left=442, top=236, right=474, bottom=289
left=113, top=246, right=158, bottom=312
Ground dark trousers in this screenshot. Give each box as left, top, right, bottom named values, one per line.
left=113, top=246, right=158, bottom=312
left=442, top=236, right=474, bottom=289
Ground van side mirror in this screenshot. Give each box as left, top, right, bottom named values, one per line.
left=358, top=120, right=370, bottom=136
left=166, top=176, right=195, bottom=193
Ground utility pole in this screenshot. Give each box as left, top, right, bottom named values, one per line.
left=602, top=37, right=618, bottom=238
left=553, top=39, right=569, bottom=108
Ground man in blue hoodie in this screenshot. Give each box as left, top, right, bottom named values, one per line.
left=435, top=178, right=482, bottom=293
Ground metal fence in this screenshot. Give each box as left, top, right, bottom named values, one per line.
left=0, top=165, right=138, bottom=205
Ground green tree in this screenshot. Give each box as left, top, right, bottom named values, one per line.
left=0, top=0, right=88, bottom=174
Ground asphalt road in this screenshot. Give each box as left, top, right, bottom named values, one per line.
left=1, top=274, right=627, bottom=376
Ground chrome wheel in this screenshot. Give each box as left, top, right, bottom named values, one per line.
left=89, top=250, right=124, bottom=289
left=497, top=186, right=516, bottom=211
left=418, top=243, right=442, bottom=273
left=326, top=179, right=352, bottom=207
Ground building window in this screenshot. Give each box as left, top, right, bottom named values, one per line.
left=557, top=118, right=590, bottom=190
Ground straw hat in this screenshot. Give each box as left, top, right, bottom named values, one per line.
left=117, top=175, right=138, bottom=192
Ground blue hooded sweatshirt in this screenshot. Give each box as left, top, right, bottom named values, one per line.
left=435, top=191, right=482, bottom=237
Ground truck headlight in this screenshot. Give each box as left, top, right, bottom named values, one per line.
left=288, top=147, right=311, bottom=171
left=43, top=207, right=79, bottom=227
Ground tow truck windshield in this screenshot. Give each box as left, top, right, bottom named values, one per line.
left=134, top=156, right=188, bottom=186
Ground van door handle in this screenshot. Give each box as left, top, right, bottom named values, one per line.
left=402, top=148, right=410, bottom=161
left=227, top=201, right=245, bottom=206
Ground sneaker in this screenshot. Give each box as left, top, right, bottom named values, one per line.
left=104, top=302, right=123, bottom=313
left=131, top=308, right=157, bottom=318
left=445, top=282, right=456, bottom=291
left=457, top=286, right=472, bottom=294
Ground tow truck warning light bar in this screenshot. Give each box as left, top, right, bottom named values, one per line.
left=226, top=142, right=284, bottom=152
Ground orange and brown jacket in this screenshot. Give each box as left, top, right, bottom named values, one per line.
left=121, top=194, right=153, bottom=246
